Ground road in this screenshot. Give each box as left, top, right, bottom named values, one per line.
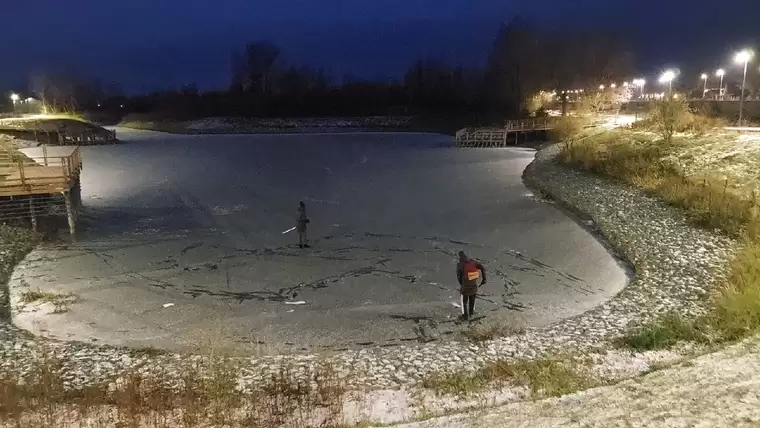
left=10, top=129, right=628, bottom=354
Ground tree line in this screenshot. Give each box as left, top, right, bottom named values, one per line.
left=30, top=18, right=633, bottom=121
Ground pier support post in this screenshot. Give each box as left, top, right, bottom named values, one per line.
left=64, top=191, right=76, bottom=237
left=29, top=197, right=37, bottom=232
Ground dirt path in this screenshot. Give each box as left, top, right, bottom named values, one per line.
left=395, top=336, right=760, bottom=428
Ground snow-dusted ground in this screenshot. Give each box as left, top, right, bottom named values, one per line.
left=0, top=134, right=39, bottom=149
left=668, top=131, right=760, bottom=192
left=392, top=336, right=760, bottom=428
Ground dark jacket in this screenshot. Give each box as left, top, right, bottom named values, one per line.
left=457, top=257, right=486, bottom=295
left=296, top=206, right=309, bottom=233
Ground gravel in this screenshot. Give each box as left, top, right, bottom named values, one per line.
left=0, top=143, right=737, bottom=422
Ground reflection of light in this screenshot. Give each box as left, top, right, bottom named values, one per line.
left=25, top=97, right=34, bottom=102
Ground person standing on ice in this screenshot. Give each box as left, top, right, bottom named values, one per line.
left=456, top=251, right=486, bottom=321
left=296, top=201, right=310, bottom=248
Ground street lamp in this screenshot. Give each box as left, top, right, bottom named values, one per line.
left=701, top=73, right=708, bottom=98
left=610, top=83, right=617, bottom=89
left=659, top=70, right=676, bottom=95
left=716, top=69, right=726, bottom=100
left=599, top=84, right=605, bottom=90
left=633, top=78, right=646, bottom=98
left=735, top=49, right=754, bottom=124
left=9, top=93, right=19, bottom=112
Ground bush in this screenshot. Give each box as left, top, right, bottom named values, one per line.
left=649, top=96, right=690, bottom=142
left=550, top=117, right=586, bottom=144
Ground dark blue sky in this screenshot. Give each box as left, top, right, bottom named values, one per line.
left=1, top=0, right=757, bottom=94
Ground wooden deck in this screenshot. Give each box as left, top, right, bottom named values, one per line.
left=0, top=146, right=82, bottom=196
left=455, top=117, right=561, bottom=147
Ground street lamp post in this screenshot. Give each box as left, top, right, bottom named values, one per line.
left=9, top=93, right=19, bottom=113
left=716, top=69, right=725, bottom=100
left=659, top=70, right=676, bottom=96
left=735, top=50, right=754, bottom=124
left=701, top=73, right=708, bottom=98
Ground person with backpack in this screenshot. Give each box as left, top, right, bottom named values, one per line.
left=296, top=201, right=310, bottom=248
left=456, top=251, right=486, bottom=321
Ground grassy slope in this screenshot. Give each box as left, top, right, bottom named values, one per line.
left=558, top=127, right=760, bottom=346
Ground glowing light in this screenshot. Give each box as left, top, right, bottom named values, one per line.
left=659, top=70, right=676, bottom=84
left=9, top=93, right=19, bottom=102
left=701, top=73, right=708, bottom=80
left=716, top=69, right=725, bottom=77
left=599, top=85, right=605, bottom=90
left=610, top=83, right=617, bottom=88
left=735, top=50, right=754, bottom=64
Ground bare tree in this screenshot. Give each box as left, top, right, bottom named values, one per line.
left=29, top=73, right=105, bottom=112
left=230, top=41, right=281, bottom=94
left=485, top=18, right=634, bottom=117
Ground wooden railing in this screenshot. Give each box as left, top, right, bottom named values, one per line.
left=504, top=117, right=560, bottom=131
left=0, top=147, right=82, bottom=196
left=455, top=117, right=562, bottom=147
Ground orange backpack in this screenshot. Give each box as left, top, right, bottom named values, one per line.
left=463, top=260, right=480, bottom=282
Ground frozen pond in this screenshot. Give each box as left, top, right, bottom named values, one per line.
left=10, top=128, right=628, bottom=354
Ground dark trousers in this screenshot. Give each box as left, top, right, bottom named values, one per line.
left=298, top=230, right=308, bottom=246
left=461, top=293, right=476, bottom=319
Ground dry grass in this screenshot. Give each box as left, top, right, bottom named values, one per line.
left=422, top=357, right=596, bottom=398
left=19, top=289, right=78, bottom=314
left=559, top=131, right=755, bottom=237
left=0, top=350, right=352, bottom=428
left=460, top=317, right=525, bottom=343
left=617, top=313, right=707, bottom=351
left=709, top=237, right=760, bottom=341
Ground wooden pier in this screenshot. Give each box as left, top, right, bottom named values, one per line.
left=455, top=117, right=560, bottom=147
left=0, top=145, right=83, bottom=235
